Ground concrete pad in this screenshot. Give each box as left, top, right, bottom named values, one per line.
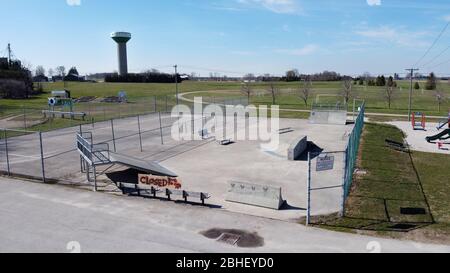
left=388, top=121, right=450, bottom=155
left=0, top=115, right=354, bottom=222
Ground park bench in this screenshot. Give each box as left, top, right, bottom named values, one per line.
left=385, top=139, right=409, bottom=153
left=217, top=138, right=233, bottom=145
left=117, top=182, right=211, bottom=205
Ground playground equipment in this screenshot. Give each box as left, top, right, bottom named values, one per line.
left=76, top=132, right=177, bottom=191
left=48, top=90, right=75, bottom=118
left=412, top=112, right=426, bottom=130
left=426, top=129, right=450, bottom=143
left=437, top=112, right=450, bottom=130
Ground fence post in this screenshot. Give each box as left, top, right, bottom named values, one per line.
left=23, top=106, right=27, bottom=129
left=340, top=150, right=348, bottom=217
left=39, top=132, right=46, bottom=183
left=93, top=165, right=97, bottom=192
left=159, top=112, right=164, bottom=145
left=306, top=152, right=312, bottom=226
left=165, top=96, right=168, bottom=113
left=4, top=129, right=10, bottom=176
left=137, top=115, right=143, bottom=152
left=111, top=119, right=117, bottom=152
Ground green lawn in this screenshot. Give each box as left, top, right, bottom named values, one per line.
left=1, top=80, right=449, bottom=133
left=310, top=123, right=450, bottom=244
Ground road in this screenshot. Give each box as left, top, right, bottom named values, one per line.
left=0, top=177, right=449, bottom=253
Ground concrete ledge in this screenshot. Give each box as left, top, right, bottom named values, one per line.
left=226, top=181, right=285, bottom=210
left=288, top=135, right=307, bottom=161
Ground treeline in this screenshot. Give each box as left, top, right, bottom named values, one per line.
left=105, top=72, right=184, bottom=83
left=0, top=60, right=35, bottom=99
left=282, top=70, right=346, bottom=82
left=354, top=75, right=398, bottom=87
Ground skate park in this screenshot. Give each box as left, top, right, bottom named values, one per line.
left=0, top=102, right=356, bottom=222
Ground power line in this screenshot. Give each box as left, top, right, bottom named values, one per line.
left=414, top=21, right=450, bottom=67
left=421, top=45, right=450, bottom=68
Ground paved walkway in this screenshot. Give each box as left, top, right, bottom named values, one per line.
left=1, top=177, right=449, bottom=253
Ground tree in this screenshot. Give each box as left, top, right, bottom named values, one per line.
left=67, top=66, right=79, bottom=76
left=435, top=89, right=445, bottom=112
left=384, top=85, right=396, bottom=109
left=376, top=75, right=386, bottom=86
left=48, top=68, right=54, bottom=78
left=299, top=79, right=312, bottom=106
left=56, top=66, right=66, bottom=77
left=425, top=72, right=437, bottom=90
left=35, top=65, right=46, bottom=77
left=414, top=82, right=420, bottom=90
left=267, top=82, right=279, bottom=105
left=387, top=76, right=397, bottom=88
left=285, top=69, right=299, bottom=82
left=241, top=81, right=252, bottom=103
left=341, top=79, right=354, bottom=104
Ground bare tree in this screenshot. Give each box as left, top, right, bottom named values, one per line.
left=241, top=81, right=252, bottom=103
left=55, top=66, right=66, bottom=77
left=48, top=68, right=54, bottom=78
left=35, top=65, right=46, bottom=77
left=384, top=85, right=396, bottom=109
left=435, top=89, right=445, bottom=113
left=267, top=82, right=279, bottom=105
left=341, top=79, right=354, bottom=105
left=299, top=79, right=312, bottom=106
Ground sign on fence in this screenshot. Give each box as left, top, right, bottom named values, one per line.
left=316, top=154, right=335, bottom=172
left=138, top=174, right=182, bottom=189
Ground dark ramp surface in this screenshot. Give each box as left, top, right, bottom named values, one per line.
left=108, top=152, right=177, bottom=177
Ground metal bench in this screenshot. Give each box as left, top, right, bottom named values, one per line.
left=385, top=139, right=409, bottom=153
left=117, top=182, right=211, bottom=205
left=217, top=138, right=233, bottom=145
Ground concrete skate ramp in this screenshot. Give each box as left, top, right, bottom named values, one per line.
left=108, top=152, right=178, bottom=177
left=310, top=110, right=347, bottom=125
left=226, top=181, right=285, bottom=210
left=288, top=135, right=307, bottom=161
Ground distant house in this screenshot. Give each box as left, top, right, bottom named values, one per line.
left=52, top=75, right=64, bottom=82
left=64, top=73, right=82, bottom=82
left=0, top=58, right=8, bottom=69
left=33, top=75, right=49, bottom=82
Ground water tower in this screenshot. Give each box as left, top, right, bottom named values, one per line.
left=111, top=32, right=131, bottom=76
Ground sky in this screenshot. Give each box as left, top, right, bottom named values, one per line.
left=1, top=0, right=450, bottom=77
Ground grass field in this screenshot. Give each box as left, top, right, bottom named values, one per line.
left=310, top=123, right=450, bottom=244
left=0, top=80, right=449, bottom=132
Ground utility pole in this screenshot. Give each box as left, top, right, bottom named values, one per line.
left=7, top=43, right=11, bottom=66
left=406, top=68, right=419, bottom=122
left=174, top=65, right=179, bottom=106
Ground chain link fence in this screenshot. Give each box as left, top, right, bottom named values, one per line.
left=306, top=101, right=366, bottom=224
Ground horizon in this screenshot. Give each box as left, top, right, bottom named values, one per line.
left=2, top=0, right=450, bottom=77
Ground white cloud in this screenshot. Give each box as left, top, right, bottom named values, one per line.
left=444, top=15, right=450, bottom=22
left=367, top=0, right=381, bottom=6
left=355, top=26, right=429, bottom=48
left=276, top=44, right=318, bottom=56
left=237, top=0, right=301, bottom=14
left=66, top=0, right=81, bottom=6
